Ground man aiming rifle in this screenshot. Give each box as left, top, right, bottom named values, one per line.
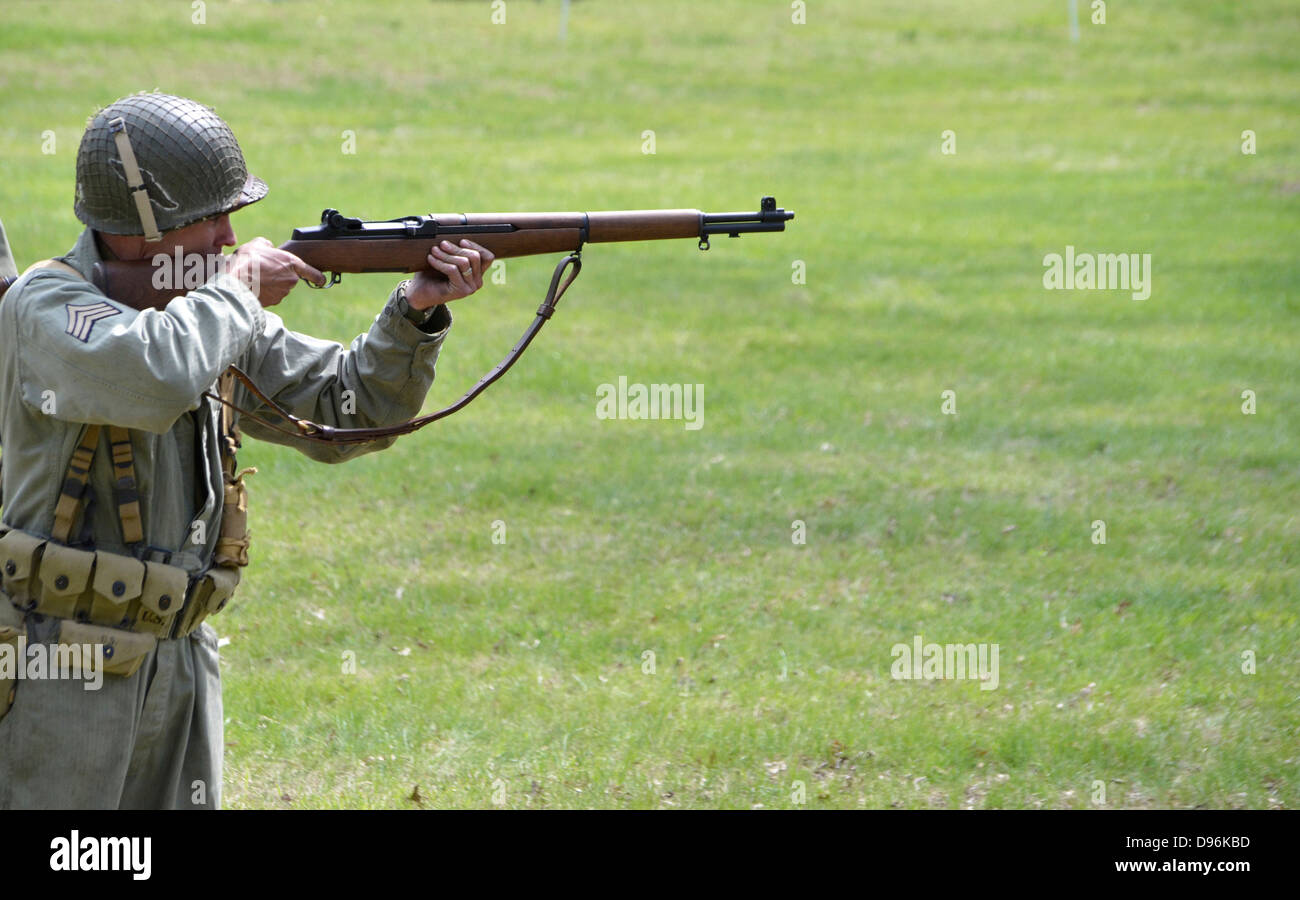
left=0, top=92, right=492, bottom=809
left=0, top=91, right=791, bottom=809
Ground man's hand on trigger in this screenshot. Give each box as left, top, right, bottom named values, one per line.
left=407, top=239, right=496, bottom=310
left=226, top=237, right=326, bottom=307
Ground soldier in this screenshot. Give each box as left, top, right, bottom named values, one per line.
left=0, top=92, right=493, bottom=808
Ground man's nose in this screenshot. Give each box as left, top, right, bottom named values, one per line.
left=215, top=214, right=237, bottom=247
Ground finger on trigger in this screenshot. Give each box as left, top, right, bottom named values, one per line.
left=294, top=259, right=326, bottom=286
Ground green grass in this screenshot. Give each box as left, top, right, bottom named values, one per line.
left=1, top=0, right=1297, bottom=808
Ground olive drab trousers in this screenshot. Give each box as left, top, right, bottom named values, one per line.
left=0, top=601, right=223, bottom=809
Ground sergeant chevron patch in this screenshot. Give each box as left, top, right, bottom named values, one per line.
left=65, top=301, right=122, bottom=342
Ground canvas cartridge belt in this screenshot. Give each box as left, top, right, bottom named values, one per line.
left=0, top=527, right=238, bottom=646
left=1, top=600, right=157, bottom=692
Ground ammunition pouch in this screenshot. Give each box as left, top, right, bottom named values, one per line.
left=58, top=619, right=158, bottom=678
left=0, top=592, right=157, bottom=711
left=213, top=467, right=253, bottom=568
left=0, top=527, right=239, bottom=648
left=214, top=368, right=254, bottom=569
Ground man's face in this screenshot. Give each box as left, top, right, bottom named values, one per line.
left=99, top=212, right=238, bottom=262
left=156, top=213, right=238, bottom=259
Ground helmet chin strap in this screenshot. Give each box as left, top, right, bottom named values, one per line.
left=109, top=116, right=162, bottom=243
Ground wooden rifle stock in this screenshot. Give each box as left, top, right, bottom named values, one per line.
left=3, top=197, right=793, bottom=308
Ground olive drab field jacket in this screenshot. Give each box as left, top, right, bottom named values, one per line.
left=0, top=228, right=452, bottom=574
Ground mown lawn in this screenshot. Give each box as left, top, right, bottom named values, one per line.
left=0, top=0, right=1296, bottom=808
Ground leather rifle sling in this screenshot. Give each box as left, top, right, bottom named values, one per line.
left=203, top=253, right=583, bottom=446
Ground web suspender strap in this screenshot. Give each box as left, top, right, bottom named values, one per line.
left=108, top=426, right=144, bottom=546
left=19, top=258, right=82, bottom=281
left=51, top=425, right=102, bottom=545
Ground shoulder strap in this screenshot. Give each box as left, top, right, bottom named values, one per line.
left=0, top=258, right=83, bottom=306
left=45, top=416, right=145, bottom=552
left=21, top=258, right=83, bottom=280
left=51, top=425, right=102, bottom=544
left=107, top=426, right=144, bottom=545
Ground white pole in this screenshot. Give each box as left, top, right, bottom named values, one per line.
left=559, top=0, right=570, bottom=42
left=1068, top=0, right=1080, bottom=42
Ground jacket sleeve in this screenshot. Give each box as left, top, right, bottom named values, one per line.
left=233, top=286, right=452, bottom=463
left=10, top=270, right=265, bottom=433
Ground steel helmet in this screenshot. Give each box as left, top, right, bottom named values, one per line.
left=74, top=92, right=267, bottom=241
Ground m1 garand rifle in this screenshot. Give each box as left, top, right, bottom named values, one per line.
left=1, top=197, right=794, bottom=443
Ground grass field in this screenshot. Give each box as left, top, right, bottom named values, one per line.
left=1, top=0, right=1297, bottom=809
